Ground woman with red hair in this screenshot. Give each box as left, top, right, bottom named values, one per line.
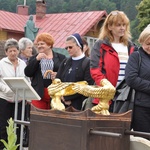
left=25, top=33, right=66, bottom=109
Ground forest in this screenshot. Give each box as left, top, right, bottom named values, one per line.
left=0, top=0, right=150, bottom=42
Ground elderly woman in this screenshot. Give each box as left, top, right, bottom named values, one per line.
left=0, top=38, right=27, bottom=149
left=18, top=37, right=34, bottom=64
left=18, top=37, right=35, bottom=147
left=24, top=33, right=66, bottom=109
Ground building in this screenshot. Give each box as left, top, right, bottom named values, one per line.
left=0, top=0, right=107, bottom=58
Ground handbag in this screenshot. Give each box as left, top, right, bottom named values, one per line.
left=113, top=51, right=141, bottom=113
left=113, top=79, right=135, bottom=113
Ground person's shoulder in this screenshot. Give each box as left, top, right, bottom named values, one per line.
left=29, top=54, right=38, bottom=60
left=53, top=51, right=66, bottom=58
left=129, top=48, right=141, bottom=61
left=94, top=39, right=110, bottom=48
left=92, top=39, right=104, bottom=50
left=95, top=39, right=104, bottom=45
left=58, top=53, right=66, bottom=62
left=128, top=41, right=138, bottom=48
left=0, top=57, right=8, bottom=63
left=0, top=57, right=6, bottom=61
left=63, top=57, right=71, bottom=64
left=128, top=41, right=139, bottom=54
left=18, top=58, right=26, bottom=65
left=58, top=52, right=66, bottom=58
left=83, top=56, right=90, bottom=62
left=83, top=57, right=90, bottom=65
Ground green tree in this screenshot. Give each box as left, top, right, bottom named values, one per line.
left=64, top=0, right=83, bottom=12
left=110, top=0, right=121, bottom=10
left=89, top=0, right=116, bottom=13
left=82, top=0, right=92, bottom=11
left=0, top=0, right=18, bottom=12
left=121, top=0, right=141, bottom=20
left=47, top=0, right=65, bottom=13
left=130, top=18, right=140, bottom=44
left=110, top=0, right=141, bottom=21
left=136, top=0, right=150, bottom=32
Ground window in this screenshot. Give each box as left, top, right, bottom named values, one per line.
left=84, top=36, right=97, bottom=53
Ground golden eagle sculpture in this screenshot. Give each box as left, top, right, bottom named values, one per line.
left=47, top=78, right=88, bottom=111
left=72, top=79, right=116, bottom=115
left=47, top=78, right=116, bottom=115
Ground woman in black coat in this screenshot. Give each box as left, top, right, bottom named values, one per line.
left=56, top=33, right=94, bottom=110
left=125, top=25, right=150, bottom=134
left=25, top=33, right=66, bottom=109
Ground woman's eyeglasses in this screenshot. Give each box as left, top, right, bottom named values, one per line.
left=65, top=46, right=73, bottom=50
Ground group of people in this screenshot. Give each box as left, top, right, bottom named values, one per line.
left=0, top=31, right=93, bottom=149
left=0, top=9, right=150, bottom=149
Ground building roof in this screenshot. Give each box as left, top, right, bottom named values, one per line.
left=0, top=10, right=28, bottom=33
left=0, top=10, right=107, bottom=48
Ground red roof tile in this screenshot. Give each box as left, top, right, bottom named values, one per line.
left=0, top=10, right=107, bottom=48
left=0, top=10, right=28, bottom=32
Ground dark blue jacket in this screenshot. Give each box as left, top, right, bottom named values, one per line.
left=125, top=47, right=150, bottom=108
left=56, top=56, right=94, bottom=110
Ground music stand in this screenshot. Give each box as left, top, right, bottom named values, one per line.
left=3, top=77, right=41, bottom=150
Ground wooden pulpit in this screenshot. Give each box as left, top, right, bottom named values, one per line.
left=29, top=106, right=131, bottom=150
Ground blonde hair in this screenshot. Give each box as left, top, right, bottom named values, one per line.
left=99, top=10, right=131, bottom=45
left=138, top=25, right=150, bottom=44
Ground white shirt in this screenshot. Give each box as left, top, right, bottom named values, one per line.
left=0, top=57, right=27, bottom=102
left=112, top=43, right=128, bottom=86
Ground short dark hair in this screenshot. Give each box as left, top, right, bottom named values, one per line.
left=4, top=38, right=19, bottom=52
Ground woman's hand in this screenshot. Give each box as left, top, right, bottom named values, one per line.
left=44, top=70, right=57, bottom=80
left=36, top=53, right=47, bottom=61
left=61, top=96, right=71, bottom=106
left=50, top=71, right=57, bottom=80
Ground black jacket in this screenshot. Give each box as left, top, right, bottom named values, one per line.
left=125, top=47, right=150, bottom=108
left=24, top=51, right=66, bottom=98
left=56, top=56, right=94, bottom=110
